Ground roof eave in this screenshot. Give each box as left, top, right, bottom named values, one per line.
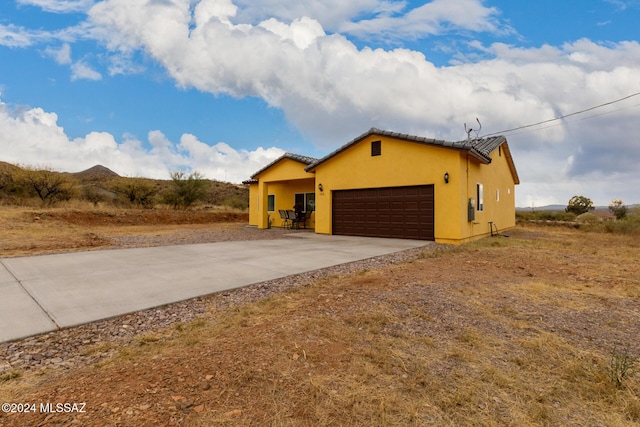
left=251, top=152, right=317, bottom=179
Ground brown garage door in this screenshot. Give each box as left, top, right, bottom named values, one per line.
left=332, top=185, right=434, bottom=240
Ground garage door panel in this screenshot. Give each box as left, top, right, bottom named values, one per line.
left=332, top=185, right=434, bottom=240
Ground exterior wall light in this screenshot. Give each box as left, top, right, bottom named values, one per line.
left=444, top=172, right=449, bottom=184
left=318, top=183, right=323, bottom=192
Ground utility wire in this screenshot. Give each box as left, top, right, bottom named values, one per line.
left=493, top=102, right=640, bottom=138
left=482, top=91, right=640, bottom=137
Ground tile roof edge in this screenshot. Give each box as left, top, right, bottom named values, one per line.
left=250, top=152, right=318, bottom=179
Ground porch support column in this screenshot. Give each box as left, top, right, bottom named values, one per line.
left=257, top=180, right=269, bottom=229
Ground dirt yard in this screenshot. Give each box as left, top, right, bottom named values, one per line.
left=0, top=208, right=639, bottom=426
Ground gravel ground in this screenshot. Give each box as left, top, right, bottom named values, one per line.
left=0, top=227, right=437, bottom=375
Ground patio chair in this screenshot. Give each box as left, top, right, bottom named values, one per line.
left=297, top=211, right=312, bottom=229
left=286, top=210, right=299, bottom=229
left=279, top=210, right=291, bottom=228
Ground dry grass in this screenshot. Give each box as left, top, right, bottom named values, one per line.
left=1, top=223, right=639, bottom=426
left=0, top=205, right=248, bottom=256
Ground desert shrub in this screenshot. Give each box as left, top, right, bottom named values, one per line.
left=609, top=199, right=628, bottom=220
left=576, top=212, right=600, bottom=224
left=163, top=171, right=208, bottom=210
left=516, top=210, right=576, bottom=222
left=603, top=214, right=640, bottom=235
left=609, top=347, right=638, bottom=388
left=81, top=185, right=108, bottom=207
left=109, top=177, right=159, bottom=208
left=17, top=166, right=78, bottom=206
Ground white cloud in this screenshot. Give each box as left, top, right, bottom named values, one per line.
left=4, top=0, right=640, bottom=205
left=70, top=61, right=102, bottom=80
left=339, top=0, right=509, bottom=40
left=82, top=0, right=640, bottom=205
left=230, top=0, right=507, bottom=41
left=604, top=0, right=640, bottom=11
left=233, top=0, right=403, bottom=32
left=0, top=98, right=285, bottom=182
left=44, top=43, right=72, bottom=64
left=17, top=0, right=95, bottom=13
left=0, top=23, right=41, bottom=47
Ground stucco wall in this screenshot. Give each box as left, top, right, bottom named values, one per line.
left=253, top=158, right=315, bottom=229
left=248, top=136, right=517, bottom=243
left=312, top=135, right=517, bottom=244
left=312, top=134, right=465, bottom=241
left=460, top=144, right=516, bottom=243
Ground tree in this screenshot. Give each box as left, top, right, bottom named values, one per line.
left=109, top=177, right=158, bottom=208
left=164, top=171, right=208, bottom=209
left=0, top=164, right=20, bottom=199
left=566, top=195, right=594, bottom=215
left=82, top=185, right=108, bottom=208
left=609, top=199, right=627, bottom=220
left=18, top=166, right=77, bottom=206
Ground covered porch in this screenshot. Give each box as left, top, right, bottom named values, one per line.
left=261, top=177, right=316, bottom=229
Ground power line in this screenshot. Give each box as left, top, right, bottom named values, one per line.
left=492, top=102, right=640, bottom=138
left=482, top=91, right=640, bottom=137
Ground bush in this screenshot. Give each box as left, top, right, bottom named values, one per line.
left=576, top=212, right=600, bottom=224
left=609, top=199, right=628, bottom=220
left=516, top=210, right=576, bottom=222
left=17, top=166, right=78, bottom=206
left=603, top=213, right=640, bottom=235
left=609, top=347, right=638, bottom=388
left=163, top=171, right=208, bottom=210
left=109, top=177, right=159, bottom=208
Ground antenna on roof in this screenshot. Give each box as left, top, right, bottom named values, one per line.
left=464, top=118, right=482, bottom=141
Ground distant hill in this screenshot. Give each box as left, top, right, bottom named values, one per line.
left=517, top=204, right=640, bottom=212
left=0, top=161, right=248, bottom=208
left=517, top=204, right=566, bottom=211
left=71, top=165, right=120, bottom=182
left=0, top=161, right=22, bottom=173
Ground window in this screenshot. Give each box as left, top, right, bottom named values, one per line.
left=496, top=189, right=500, bottom=202
left=371, top=140, right=381, bottom=156
left=267, top=195, right=275, bottom=212
left=294, top=193, right=316, bottom=212
left=476, top=183, right=484, bottom=212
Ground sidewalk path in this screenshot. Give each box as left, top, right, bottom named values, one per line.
left=0, top=234, right=430, bottom=342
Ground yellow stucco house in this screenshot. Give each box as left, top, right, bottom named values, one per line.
left=244, top=128, right=519, bottom=244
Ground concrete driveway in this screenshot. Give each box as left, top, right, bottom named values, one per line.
left=0, top=234, right=430, bottom=343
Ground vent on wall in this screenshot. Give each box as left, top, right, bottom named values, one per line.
left=371, top=140, right=381, bottom=156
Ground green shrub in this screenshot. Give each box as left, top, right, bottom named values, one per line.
left=163, top=171, right=208, bottom=210
left=516, top=210, right=576, bottom=222
left=604, top=215, right=640, bottom=235
left=576, top=212, right=600, bottom=224
left=609, top=347, right=638, bottom=388
left=609, top=199, right=628, bottom=220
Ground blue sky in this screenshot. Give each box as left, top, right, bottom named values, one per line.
left=1, top=0, right=639, bottom=207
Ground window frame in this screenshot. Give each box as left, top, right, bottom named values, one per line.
left=476, top=183, right=484, bottom=212
left=294, top=192, right=316, bottom=212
